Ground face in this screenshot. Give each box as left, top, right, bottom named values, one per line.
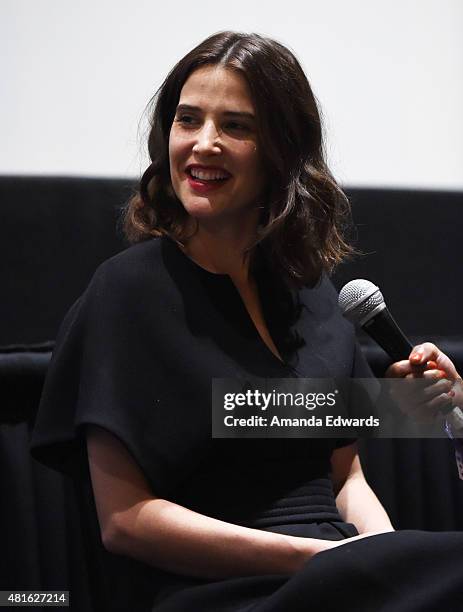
left=168, top=65, right=266, bottom=228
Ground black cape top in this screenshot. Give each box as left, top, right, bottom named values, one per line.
left=31, top=237, right=372, bottom=495
left=30, top=236, right=377, bottom=609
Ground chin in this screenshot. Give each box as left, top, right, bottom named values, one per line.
left=182, top=200, right=217, bottom=219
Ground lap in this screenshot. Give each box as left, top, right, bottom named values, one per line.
left=152, top=530, right=463, bottom=612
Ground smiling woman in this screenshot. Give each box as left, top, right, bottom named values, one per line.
left=31, top=30, right=463, bottom=612
left=124, top=30, right=354, bottom=288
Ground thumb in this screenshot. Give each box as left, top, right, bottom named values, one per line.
left=435, top=351, right=460, bottom=382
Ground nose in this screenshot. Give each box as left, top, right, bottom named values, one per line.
left=192, top=120, right=222, bottom=155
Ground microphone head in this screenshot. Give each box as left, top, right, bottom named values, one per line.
left=338, top=279, right=386, bottom=326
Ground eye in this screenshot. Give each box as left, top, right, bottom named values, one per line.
left=174, top=114, right=198, bottom=127
left=225, top=121, right=249, bottom=132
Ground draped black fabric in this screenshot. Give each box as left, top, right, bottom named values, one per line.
left=30, top=237, right=366, bottom=495
left=29, top=236, right=463, bottom=611
left=150, top=530, right=463, bottom=612
left=29, top=236, right=372, bottom=609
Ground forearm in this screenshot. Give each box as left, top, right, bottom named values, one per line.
left=106, top=497, right=325, bottom=579
left=336, top=474, right=394, bottom=534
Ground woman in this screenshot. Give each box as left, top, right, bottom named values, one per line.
left=31, top=32, right=463, bottom=611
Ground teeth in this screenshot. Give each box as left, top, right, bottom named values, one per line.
left=190, top=168, right=229, bottom=181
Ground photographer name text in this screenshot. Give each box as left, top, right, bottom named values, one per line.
left=224, top=415, right=380, bottom=428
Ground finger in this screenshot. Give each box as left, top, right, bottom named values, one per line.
left=420, top=392, right=454, bottom=421
left=409, top=343, right=440, bottom=366
left=385, top=360, right=413, bottom=378
left=409, top=364, right=441, bottom=380
left=410, top=344, right=461, bottom=383
left=434, top=352, right=461, bottom=381
left=410, top=360, right=438, bottom=374
left=390, top=375, right=452, bottom=418
left=421, top=369, right=449, bottom=383
left=419, top=378, right=453, bottom=401
left=409, top=357, right=439, bottom=378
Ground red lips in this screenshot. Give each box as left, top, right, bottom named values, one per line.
left=186, top=175, right=230, bottom=194
left=185, top=164, right=231, bottom=194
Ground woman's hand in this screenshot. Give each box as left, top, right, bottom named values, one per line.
left=300, top=529, right=395, bottom=558
left=385, top=342, right=463, bottom=424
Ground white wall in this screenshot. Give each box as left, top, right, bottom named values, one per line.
left=2, top=0, right=462, bottom=189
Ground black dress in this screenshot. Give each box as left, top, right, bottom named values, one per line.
left=31, top=237, right=463, bottom=611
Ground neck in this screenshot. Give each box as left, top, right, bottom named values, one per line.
left=182, top=216, right=259, bottom=282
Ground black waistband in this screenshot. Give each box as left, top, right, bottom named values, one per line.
left=231, top=478, right=343, bottom=528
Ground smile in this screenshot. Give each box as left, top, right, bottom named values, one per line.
left=186, top=176, right=229, bottom=194
left=186, top=165, right=232, bottom=182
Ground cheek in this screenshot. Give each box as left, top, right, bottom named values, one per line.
left=168, top=134, right=176, bottom=175
left=168, top=142, right=187, bottom=189
left=238, top=144, right=265, bottom=181
left=232, top=142, right=260, bottom=171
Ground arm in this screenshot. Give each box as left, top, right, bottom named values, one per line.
left=331, top=442, right=394, bottom=534
left=86, top=425, right=334, bottom=579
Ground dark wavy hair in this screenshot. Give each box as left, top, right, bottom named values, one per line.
left=123, top=31, right=354, bottom=287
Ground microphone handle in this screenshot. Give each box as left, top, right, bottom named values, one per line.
left=363, top=306, right=447, bottom=405
left=362, top=307, right=413, bottom=362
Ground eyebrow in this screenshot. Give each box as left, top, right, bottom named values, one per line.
left=175, top=104, right=255, bottom=121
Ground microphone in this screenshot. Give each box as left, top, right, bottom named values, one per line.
left=338, top=278, right=463, bottom=479
left=338, top=279, right=412, bottom=363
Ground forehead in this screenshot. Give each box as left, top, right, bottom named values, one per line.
left=178, top=66, right=255, bottom=113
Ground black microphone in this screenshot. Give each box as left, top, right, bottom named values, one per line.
left=338, top=278, right=463, bottom=479
left=338, top=279, right=412, bottom=363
